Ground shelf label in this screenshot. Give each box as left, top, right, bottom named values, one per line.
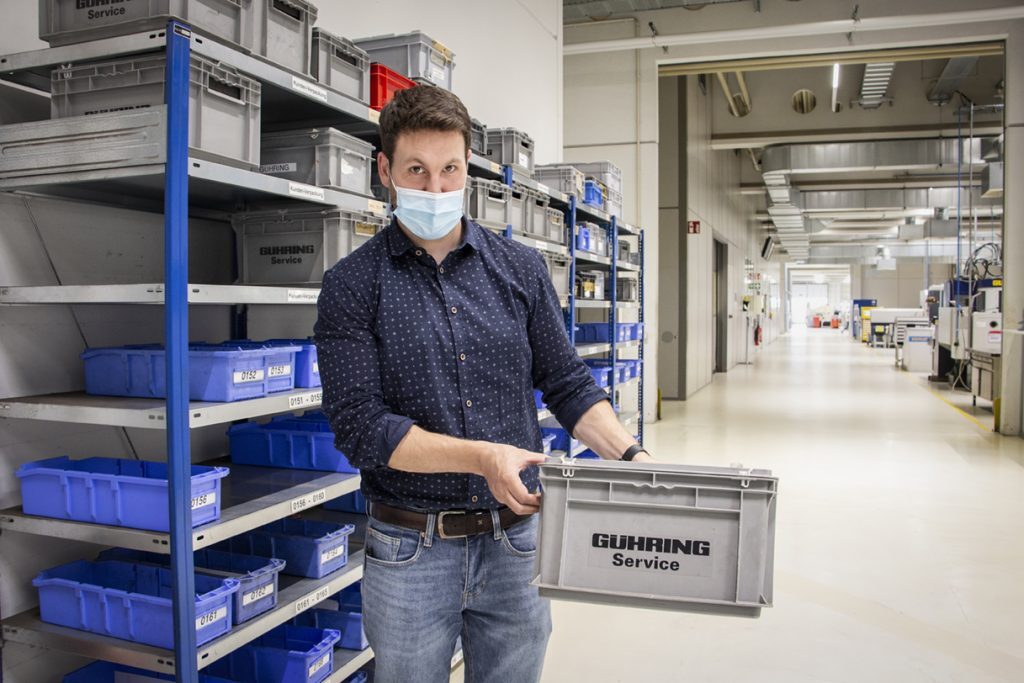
left=233, top=369, right=265, bottom=384
left=490, top=161, right=502, bottom=174
left=190, top=491, right=216, bottom=511
left=288, top=182, right=326, bottom=202
left=242, top=582, right=274, bottom=606
left=288, top=390, right=323, bottom=410
left=367, top=108, right=381, bottom=124
left=286, top=289, right=319, bottom=303
left=291, top=76, right=328, bottom=102
left=320, top=544, right=345, bottom=566
left=291, top=488, right=328, bottom=514
left=268, top=364, right=292, bottom=378
left=367, top=199, right=387, bottom=216
left=196, top=606, right=227, bottom=630
left=308, top=653, right=331, bottom=678
left=295, top=585, right=333, bottom=614
left=259, top=162, right=297, bottom=174
left=536, top=182, right=550, bottom=195
left=518, top=152, right=530, bottom=169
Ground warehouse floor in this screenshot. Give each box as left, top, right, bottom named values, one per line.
left=529, top=327, right=1024, bottom=683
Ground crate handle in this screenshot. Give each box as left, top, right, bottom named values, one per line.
left=485, top=188, right=509, bottom=203
left=206, top=77, right=244, bottom=105
left=272, top=0, right=303, bottom=21
left=333, top=45, right=359, bottom=68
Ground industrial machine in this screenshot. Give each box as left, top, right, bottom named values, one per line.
left=852, top=299, right=877, bottom=340
left=892, top=316, right=932, bottom=372
left=866, top=308, right=924, bottom=348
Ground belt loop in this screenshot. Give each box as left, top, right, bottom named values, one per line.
left=424, top=512, right=436, bottom=548
left=490, top=508, right=503, bottom=541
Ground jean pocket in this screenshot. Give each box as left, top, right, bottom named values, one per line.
left=365, top=520, right=424, bottom=567
left=500, top=515, right=538, bottom=558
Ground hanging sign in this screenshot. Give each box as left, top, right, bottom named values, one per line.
left=687, top=220, right=701, bottom=235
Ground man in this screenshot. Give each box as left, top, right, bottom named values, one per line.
left=314, top=86, right=650, bottom=683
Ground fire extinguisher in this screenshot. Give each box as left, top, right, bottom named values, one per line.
left=755, top=324, right=763, bottom=346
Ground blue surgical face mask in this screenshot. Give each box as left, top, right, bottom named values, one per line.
left=392, top=181, right=466, bottom=241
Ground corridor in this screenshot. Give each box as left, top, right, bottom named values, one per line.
left=542, top=328, right=1024, bottom=683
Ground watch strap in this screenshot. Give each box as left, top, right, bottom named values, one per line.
left=620, top=443, right=647, bottom=462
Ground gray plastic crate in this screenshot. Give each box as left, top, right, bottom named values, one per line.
left=235, top=208, right=385, bottom=285
left=39, top=0, right=253, bottom=48
left=544, top=207, right=565, bottom=245
left=254, top=0, right=317, bottom=75
left=310, top=28, right=370, bottom=104
left=534, top=459, right=777, bottom=617
left=520, top=185, right=549, bottom=240
left=573, top=160, right=622, bottom=194
left=470, top=118, right=486, bottom=156
left=51, top=53, right=261, bottom=169
left=485, top=128, right=534, bottom=175
left=260, top=127, right=373, bottom=196
left=465, top=177, right=510, bottom=229
left=508, top=185, right=527, bottom=233
left=605, top=186, right=623, bottom=219
left=354, top=31, right=455, bottom=90
left=608, top=276, right=638, bottom=302
left=533, top=164, right=585, bottom=198
left=545, top=255, right=570, bottom=299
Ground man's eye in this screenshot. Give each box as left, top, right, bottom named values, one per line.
left=409, top=166, right=424, bottom=174
left=444, top=165, right=457, bottom=173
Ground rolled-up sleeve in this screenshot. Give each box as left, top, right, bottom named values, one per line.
left=524, top=251, right=609, bottom=435
left=314, top=266, right=415, bottom=470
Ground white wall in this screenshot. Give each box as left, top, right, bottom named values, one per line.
left=316, top=1, right=563, bottom=163
left=859, top=259, right=953, bottom=308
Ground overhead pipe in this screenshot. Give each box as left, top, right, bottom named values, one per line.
left=715, top=72, right=741, bottom=117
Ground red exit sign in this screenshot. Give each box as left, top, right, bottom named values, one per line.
left=687, top=220, right=701, bottom=235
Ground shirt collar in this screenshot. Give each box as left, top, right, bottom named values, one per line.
left=386, top=215, right=481, bottom=257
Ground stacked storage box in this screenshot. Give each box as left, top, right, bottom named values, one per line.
left=533, top=164, right=585, bottom=198
left=545, top=254, right=571, bottom=300
left=206, top=624, right=341, bottom=683
left=465, top=177, right=511, bottom=230
left=253, top=0, right=318, bottom=75
left=355, top=31, right=455, bottom=90
left=260, top=127, right=374, bottom=195
left=485, top=128, right=534, bottom=175
left=292, top=581, right=368, bottom=651
left=470, top=118, right=487, bottom=155
left=228, top=412, right=357, bottom=473
left=311, top=28, right=370, bottom=103
left=369, top=63, right=416, bottom=111
left=219, top=519, right=355, bottom=579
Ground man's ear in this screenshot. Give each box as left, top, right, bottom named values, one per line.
left=377, top=151, right=391, bottom=186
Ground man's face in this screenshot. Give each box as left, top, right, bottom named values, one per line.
left=378, top=129, right=470, bottom=203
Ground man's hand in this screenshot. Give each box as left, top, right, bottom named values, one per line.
left=631, top=451, right=655, bottom=463
left=477, top=444, right=546, bottom=515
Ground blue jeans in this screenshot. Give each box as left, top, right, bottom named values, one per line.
left=361, top=511, right=552, bottom=683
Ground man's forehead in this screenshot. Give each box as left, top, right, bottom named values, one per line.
left=391, top=129, right=465, bottom=159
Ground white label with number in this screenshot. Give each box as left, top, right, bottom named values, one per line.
left=430, top=63, right=446, bottom=85
left=308, top=653, right=330, bottom=678
left=287, top=289, right=319, bottom=304
left=196, top=606, right=227, bottom=630
left=242, top=582, right=274, bottom=606
left=233, top=368, right=264, bottom=384
left=320, top=544, right=345, bottom=566
left=268, top=364, right=291, bottom=378
left=989, top=331, right=1002, bottom=344
left=288, top=182, right=326, bottom=202
left=295, top=586, right=332, bottom=614
left=291, top=76, right=328, bottom=102
left=259, top=162, right=297, bottom=174
left=367, top=199, right=386, bottom=216
left=312, top=361, right=319, bottom=374
left=518, top=152, right=530, bottom=169
left=291, top=488, right=327, bottom=514
left=190, top=491, right=216, bottom=510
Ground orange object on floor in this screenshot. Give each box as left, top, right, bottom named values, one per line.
left=831, top=318, right=840, bottom=329
left=812, top=316, right=822, bottom=328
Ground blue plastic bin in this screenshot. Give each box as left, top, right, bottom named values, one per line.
left=575, top=322, right=610, bottom=343
left=228, top=413, right=356, bottom=473
left=575, top=449, right=601, bottom=459
left=323, top=489, right=368, bottom=514
left=34, top=559, right=238, bottom=649
left=82, top=343, right=297, bottom=402
left=575, top=224, right=590, bottom=252
left=268, top=339, right=320, bottom=388
left=292, top=608, right=368, bottom=651
left=195, top=341, right=301, bottom=394
left=334, top=581, right=362, bottom=610
left=16, top=456, right=228, bottom=532
left=588, top=366, right=611, bottom=388
left=586, top=359, right=628, bottom=384
left=344, top=672, right=368, bottom=683
left=221, top=519, right=356, bottom=579
left=205, top=624, right=340, bottom=683
left=98, top=547, right=285, bottom=625
left=62, top=661, right=237, bottom=683
left=583, top=180, right=604, bottom=208
left=541, top=427, right=578, bottom=454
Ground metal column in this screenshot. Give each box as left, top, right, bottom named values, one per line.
left=164, top=21, right=198, bottom=683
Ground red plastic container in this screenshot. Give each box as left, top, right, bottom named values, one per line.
left=370, top=63, right=416, bottom=111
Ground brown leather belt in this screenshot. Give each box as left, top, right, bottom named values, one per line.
left=370, top=502, right=531, bottom=540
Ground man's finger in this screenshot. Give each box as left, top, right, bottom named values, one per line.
left=507, top=477, right=541, bottom=509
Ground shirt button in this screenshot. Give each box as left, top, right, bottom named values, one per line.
left=415, top=249, right=423, bottom=256
left=471, top=496, right=478, bottom=503
left=465, top=399, right=473, bottom=407
left=459, top=353, right=466, bottom=361
left=451, top=306, right=458, bottom=314
left=439, top=266, right=445, bottom=274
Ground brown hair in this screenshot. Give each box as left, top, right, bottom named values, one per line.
left=379, top=86, right=472, bottom=161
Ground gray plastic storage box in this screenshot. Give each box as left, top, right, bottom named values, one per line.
left=39, top=0, right=254, bottom=48
left=311, top=28, right=370, bottom=104
left=533, top=164, right=585, bottom=198
left=51, top=53, right=261, bottom=169
left=545, top=255, right=570, bottom=299
left=235, top=208, right=385, bottom=284
left=260, top=128, right=373, bottom=196
left=521, top=186, right=550, bottom=240
left=470, top=118, right=487, bottom=156
left=605, top=186, right=623, bottom=219
left=508, top=185, right=527, bottom=233
left=486, top=128, right=534, bottom=174
left=534, top=459, right=776, bottom=617
left=609, top=276, right=639, bottom=302
left=354, top=31, right=455, bottom=90
left=253, top=0, right=317, bottom=75
left=573, top=160, right=622, bottom=194
left=544, top=207, right=565, bottom=245
left=465, top=177, right=510, bottom=229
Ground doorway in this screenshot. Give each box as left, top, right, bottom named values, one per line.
left=714, top=239, right=728, bottom=372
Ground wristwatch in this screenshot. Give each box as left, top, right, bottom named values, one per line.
left=620, top=444, right=648, bottom=462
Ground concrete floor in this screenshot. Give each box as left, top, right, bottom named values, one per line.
left=535, top=327, right=1024, bottom=683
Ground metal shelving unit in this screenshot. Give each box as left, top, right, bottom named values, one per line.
left=0, top=21, right=385, bottom=683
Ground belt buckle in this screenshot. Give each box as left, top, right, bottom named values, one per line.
left=437, top=511, right=469, bottom=540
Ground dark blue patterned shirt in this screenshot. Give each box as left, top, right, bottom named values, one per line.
left=314, top=217, right=607, bottom=512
